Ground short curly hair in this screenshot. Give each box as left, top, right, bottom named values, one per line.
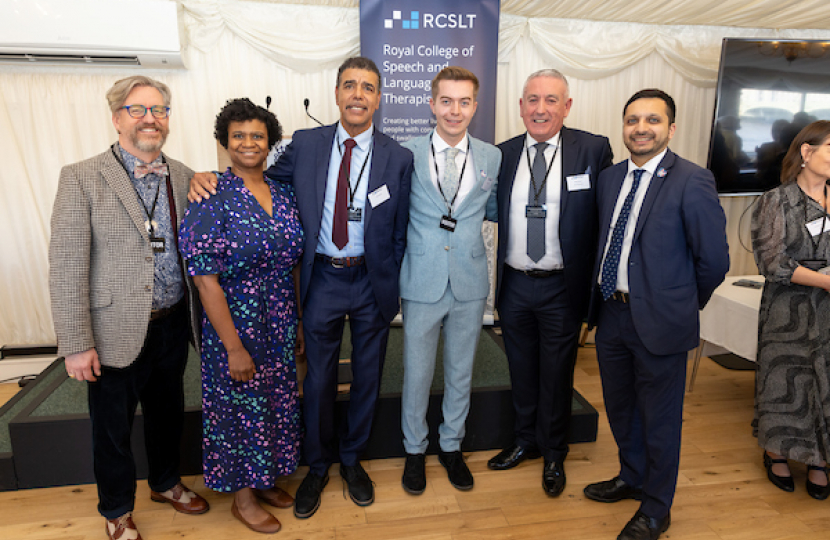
left=214, top=98, right=283, bottom=149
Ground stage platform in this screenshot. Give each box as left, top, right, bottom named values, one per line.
left=0, top=327, right=597, bottom=491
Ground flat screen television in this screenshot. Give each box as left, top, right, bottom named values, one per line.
left=708, top=38, right=830, bottom=195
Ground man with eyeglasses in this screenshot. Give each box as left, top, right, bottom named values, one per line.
left=50, top=75, right=209, bottom=540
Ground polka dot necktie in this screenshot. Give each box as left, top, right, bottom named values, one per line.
left=600, top=169, right=645, bottom=300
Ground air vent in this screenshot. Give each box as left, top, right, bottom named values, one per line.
left=0, top=53, right=141, bottom=66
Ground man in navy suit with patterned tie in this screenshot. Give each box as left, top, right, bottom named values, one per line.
left=584, top=89, right=728, bottom=540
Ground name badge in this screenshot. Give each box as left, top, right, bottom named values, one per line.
left=806, top=217, right=830, bottom=237
left=440, top=215, right=457, bottom=232
left=149, top=236, right=166, bottom=253
left=348, top=206, right=363, bottom=222
left=526, top=205, right=546, bottom=219
left=566, top=174, right=590, bottom=191
left=368, top=185, right=390, bottom=207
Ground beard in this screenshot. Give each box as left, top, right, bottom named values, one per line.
left=128, top=122, right=168, bottom=154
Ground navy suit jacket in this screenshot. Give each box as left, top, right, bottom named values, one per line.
left=589, top=149, right=729, bottom=356
left=267, top=124, right=413, bottom=323
left=495, top=126, right=613, bottom=321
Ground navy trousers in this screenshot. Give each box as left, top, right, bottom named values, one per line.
left=498, top=268, right=581, bottom=463
left=301, top=261, right=389, bottom=475
left=595, top=297, right=687, bottom=520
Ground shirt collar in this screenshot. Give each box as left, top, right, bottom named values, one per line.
left=627, top=148, right=668, bottom=177
left=337, top=122, right=374, bottom=152
left=432, top=130, right=469, bottom=154
left=117, top=143, right=163, bottom=175
left=524, top=131, right=561, bottom=151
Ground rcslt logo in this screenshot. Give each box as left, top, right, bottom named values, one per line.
left=384, top=10, right=476, bottom=30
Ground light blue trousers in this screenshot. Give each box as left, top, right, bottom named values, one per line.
left=400, top=285, right=486, bottom=454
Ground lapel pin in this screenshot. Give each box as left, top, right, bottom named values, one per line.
left=656, top=168, right=667, bottom=178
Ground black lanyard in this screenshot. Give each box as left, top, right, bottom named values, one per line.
left=337, top=130, right=372, bottom=208
left=524, top=140, right=558, bottom=205
left=111, top=144, right=166, bottom=236
left=802, top=184, right=829, bottom=257
left=430, top=134, right=470, bottom=216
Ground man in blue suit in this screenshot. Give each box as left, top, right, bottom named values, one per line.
left=487, top=70, right=612, bottom=497
left=189, top=57, right=413, bottom=519
left=398, top=67, right=501, bottom=495
left=584, top=89, right=728, bottom=540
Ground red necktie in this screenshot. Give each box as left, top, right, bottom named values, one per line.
left=333, top=138, right=356, bottom=250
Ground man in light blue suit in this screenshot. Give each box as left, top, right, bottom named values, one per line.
left=398, top=67, right=501, bottom=495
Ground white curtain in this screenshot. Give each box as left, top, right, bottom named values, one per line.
left=2, top=0, right=829, bottom=344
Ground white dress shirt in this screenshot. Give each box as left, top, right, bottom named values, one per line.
left=506, top=132, right=564, bottom=270
left=599, top=149, right=668, bottom=292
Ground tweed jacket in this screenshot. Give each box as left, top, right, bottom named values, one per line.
left=49, top=146, right=197, bottom=368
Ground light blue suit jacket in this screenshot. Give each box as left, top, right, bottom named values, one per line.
left=400, top=131, right=501, bottom=303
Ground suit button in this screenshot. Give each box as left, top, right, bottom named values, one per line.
left=145, top=285, right=151, bottom=292
left=146, top=257, right=153, bottom=263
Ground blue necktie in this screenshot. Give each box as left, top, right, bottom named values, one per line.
left=600, top=169, right=645, bottom=300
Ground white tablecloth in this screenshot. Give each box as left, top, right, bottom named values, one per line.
left=699, top=275, right=764, bottom=362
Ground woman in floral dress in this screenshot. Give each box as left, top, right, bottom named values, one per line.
left=179, top=98, right=303, bottom=532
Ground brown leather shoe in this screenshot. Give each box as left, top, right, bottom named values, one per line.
left=150, top=483, right=210, bottom=514
left=231, top=500, right=281, bottom=534
left=105, top=513, right=142, bottom=540
left=254, top=486, right=294, bottom=508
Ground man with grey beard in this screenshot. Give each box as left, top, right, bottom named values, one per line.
left=50, top=75, right=208, bottom=540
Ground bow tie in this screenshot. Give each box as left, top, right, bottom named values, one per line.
left=134, top=162, right=169, bottom=179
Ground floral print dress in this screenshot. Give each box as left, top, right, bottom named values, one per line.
left=179, top=169, right=304, bottom=491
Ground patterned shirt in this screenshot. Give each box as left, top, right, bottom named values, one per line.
left=119, top=144, right=184, bottom=309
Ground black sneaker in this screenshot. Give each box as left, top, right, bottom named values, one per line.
left=402, top=453, right=426, bottom=495
left=294, top=471, right=329, bottom=519
left=438, top=450, right=473, bottom=490
left=339, top=463, right=374, bottom=506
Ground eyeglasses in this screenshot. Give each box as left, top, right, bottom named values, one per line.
left=120, top=105, right=171, bottom=119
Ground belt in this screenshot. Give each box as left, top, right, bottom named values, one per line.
left=609, top=291, right=630, bottom=303
left=150, top=299, right=185, bottom=321
left=315, top=254, right=365, bottom=268
left=508, top=265, right=563, bottom=278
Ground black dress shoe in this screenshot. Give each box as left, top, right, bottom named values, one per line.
left=487, top=444, right=541, bottom=470
left=584, top=476, right=643, bottom=503
left=763, top=452, right=794, bottom=492
left=806, top=465, right=830, bottom=500
left=402, top=453, right=426, bottom=495
left=542, top=460, right=566, bottom=497
left=294, top=471, right=329, bottom=519
left=439, top=450, right=474, bottom=490
left=340, top=463, right=375, bottom=506
left=618, top=510, right=670, bottom=540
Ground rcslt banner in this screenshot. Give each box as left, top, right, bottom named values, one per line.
left=360, top=0, right=500, bottom=144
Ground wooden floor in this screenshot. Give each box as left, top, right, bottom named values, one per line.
left=1, top=347, right=828, bottom=540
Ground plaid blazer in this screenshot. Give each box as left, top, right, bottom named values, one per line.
left=49, top=146, right=197, bottom=368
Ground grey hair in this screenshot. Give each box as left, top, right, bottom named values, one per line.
left=106, top=76, right=171, bottom=114
left=522, top=69, right=570, bottom=100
